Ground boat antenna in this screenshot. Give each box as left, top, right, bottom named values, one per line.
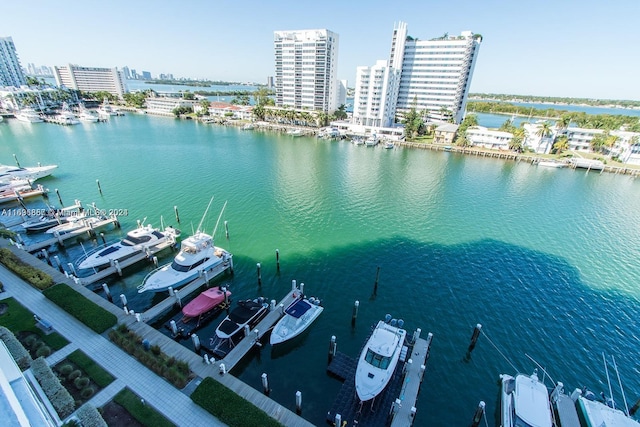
left=160, top=215, right=164, bottom=231
left=612, top=355, right=630, bottom=416
left=603, top=352, right=616, bottom=410
left=196, top=196, right=214, bottom=233
left=212, top=200, right=227, bottom=239
left=141, top=216, right=147, bottom=227
left=525, top=354, right=556, bottom=386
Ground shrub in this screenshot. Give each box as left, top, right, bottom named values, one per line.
left=36, top=345, right=51, bottom=358
left=150, top=344, right=161, bottom=356
left=32, top=340, right=45, bottom=351
left=43, top=284, right=116, bottom=333
left=80, top=386, right=96, bottom=399
left=24, top=334, right=38, bottom=348
left=67, top=350, right=114, bottom=388
left=68, top=370, right=82, bottom=381
left=0, top=248, right=54, bottom=289
left=76, top=403, right=107, bottom=427
left=74, top=376, right=90, bottom=389
left=0, top=326, right=32, bottom=369
left=31, top=357, right=75, bottom=418
left=58, top=364, right=74, bottom=376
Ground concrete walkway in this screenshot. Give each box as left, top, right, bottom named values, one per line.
left=0, top=252, right=227, bottom=426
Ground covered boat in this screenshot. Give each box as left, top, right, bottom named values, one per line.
left=355, top=317, right=407, bottom=402
left=500, top=371, right=553, bottom=427
left=182, top=287, right=231, bottom=322
left=270, top=297, right=323, bottom=345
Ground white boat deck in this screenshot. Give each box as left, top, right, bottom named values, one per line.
left=19, top=215, right=120, bottom=252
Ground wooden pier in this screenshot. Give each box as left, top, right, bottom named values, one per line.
left=78, top=239, right=177, bottom=286
left=19, top=215, right=120, bottom=252
left=140, top=260, right=233, bottom=322
left=218, top=289, right=297, bottom=371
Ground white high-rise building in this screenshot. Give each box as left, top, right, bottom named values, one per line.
left=54, top=64, right=127, bottom=98
left=389, top=22, right=482, bottom=124
left=0, top=37, right=27, bottom=87
left=352, top=60, right=400, bottom=128
left=274, top=29, right=339, bottom=112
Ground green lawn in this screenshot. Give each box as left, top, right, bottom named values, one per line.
left=113, top=388, right=175, bottom=427
left=0, top=297, right=68, bottom=349
left=66, top=349, right=114, bottom=388
left=43, top=284, right=117, bottom=334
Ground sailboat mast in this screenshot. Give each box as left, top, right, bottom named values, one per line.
left=212, top=201, right=227, bottom=239
left=603, top=352, right=616, bottom=409
left=196, top=197, right=214, bottom=233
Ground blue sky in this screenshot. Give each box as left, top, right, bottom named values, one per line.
left=4, top=0, right=639, bottom=100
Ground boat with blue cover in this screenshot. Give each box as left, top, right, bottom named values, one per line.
left=270, top=296, right=323, bottom=345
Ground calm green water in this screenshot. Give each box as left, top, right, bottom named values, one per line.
left=2, top=115, right=640, bottom=426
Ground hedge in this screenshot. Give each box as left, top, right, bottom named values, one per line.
left=0, top=326, right=33, bottom=369
left=67, top=350, right=114, bottom=388
left=76, top=403, right=107, bottom=427
left=43, top=284, right=116, bottom=333
left=113, top=388, right=175, bottom=427
left=0, top=248, right=54, bottom=290
left=31, top=356, right=75, bottom=419
left=191, top=377, right=283, bottom=427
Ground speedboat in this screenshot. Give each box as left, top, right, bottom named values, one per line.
left=384, top=141, right=394, bottom=149
left=287, top=129, right=303, bottom=137
left=537, top=160, right=566, bottom=168
left=270, top=296, right=323, bottom=345
left=0, top=163, right=58, bottom=184
left=365, top=134, right=379, bottom=147
left=46, top=213, right=105, bottom=236
left=21, top=200, right=83, bottom=233
left=208, top=298, right=270, bottom=357
left=500, top=370, right=553, bottom=427
left=242, top=123, right=255, bottom=130
left=137, top=231, right=232, bottom=293
left=14, top=108, right=43, bottom=123
left=355, top=317, right=407, bottom=401
left=181, top=286, right=232, bottom=324
left=77, top=223, right=180, bottom=270
left=138, top=199, right=232, bottom=293
left=352, top=136, right=365, bottom=146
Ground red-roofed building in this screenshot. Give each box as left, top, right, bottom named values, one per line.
left=195, top=101, right=253, bottom=121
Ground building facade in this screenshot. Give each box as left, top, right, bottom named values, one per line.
left=352, top=60, right=400, bottom=128
left=389, top=22, right=481, bottom=124
left=466, top=126, right=513, bottom=150
left=53, top=64, right=127, bottom=98
left=274, top=29, right=339, bottom=112
left=0, top=37, right=27, bottom=87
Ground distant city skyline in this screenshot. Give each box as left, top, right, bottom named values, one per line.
left=3, top=0, right=639, bottom=100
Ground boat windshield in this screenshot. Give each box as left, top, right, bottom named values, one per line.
left=364, top=349, right=392, bottom=369
left=171, top=257, right=208, bottom=272
left=514, top=415, right=536, bottom=427
left=122, top=235, right=152, bottom=246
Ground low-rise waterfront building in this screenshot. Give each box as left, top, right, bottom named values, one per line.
left=564, top=127, right=605, bottom=152
left=434, top=123, right=459, bottom=145
left=53, top=64, right=127, bottom=98
left=523, top=122, right=557, bottom=154
left=145, top=95, right=197, bottom=116
left=465, top=126, right=513, bottom=150
left=612, top=129, right=640, bottom=164
left=199, top=101, right=253, bottom=121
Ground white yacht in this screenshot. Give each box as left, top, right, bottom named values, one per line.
left=46, top=213, right=104, bottom=236
left=500, top=370, right=553, bottom=427
left=14, top=108, right=43, bottom=123
left=78, top=109, right=99, bottom=123
left=0, top=164, right=58, bottom=185
left=138, top=199, right=232, bottom=293
left=365, top=134, right=379, bottom=147
left=77, top=223, right=180, bottom=270
left=355, top=317, right=407, bottom=401
left=56, top=110, right=80, bottom=125
left=270, top=296, right=323, bottom=345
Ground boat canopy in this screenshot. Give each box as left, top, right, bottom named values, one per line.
left=285, top=299, right=312, bottom=319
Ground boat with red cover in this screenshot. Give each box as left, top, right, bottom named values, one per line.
left=182, top=286, right=231, bottom=322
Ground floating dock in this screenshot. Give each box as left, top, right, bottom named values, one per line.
left=77, top=239, right=177, bottom=286
left=18, top=215, right=120, bottom=252
left=326, top=328, right=432, bottom=427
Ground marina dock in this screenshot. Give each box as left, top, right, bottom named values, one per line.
left=140, top=260, right=233, bottom=322
left=326, top=328, right=433, bottom=427
left=18, top=215, right=120, bottom=252
left=78, top=239, right=177, bottom=286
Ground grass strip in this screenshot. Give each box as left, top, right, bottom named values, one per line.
left=67, top=349, right=114, bottom=388
left=113, top=388, right=175, bottom=427
left=192, top=377, right=283, bottom=427
left=43, top=284, right=116, bottom=334
left=0, top=297, right=68, bottom=349
left=0, top=248, right=54, bottom=290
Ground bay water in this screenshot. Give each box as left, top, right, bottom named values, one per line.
left=1, top=115, right=640, bottom=426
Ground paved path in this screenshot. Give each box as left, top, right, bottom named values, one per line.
left=0, top=248, right=227, bottom=427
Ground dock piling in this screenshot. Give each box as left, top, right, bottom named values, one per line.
left=67, top=262, right=77, bottom=276
left=13, top=154, right=20, bottom=168
left=244, top=325, right=250, bottom=337
left=114, top=260, right=122, bottom=276
left=219, top=363, right=226, bottom=375
left=204, top=354, right=210, bottom=364
left=373, top=266, right=380, bottom=296
left=276, top=249, right=280, bottom=271
left=174, top=290, right=181, bottom=307
left=119, top=294, right=128, bottom=312
left=99, top=232, right=106, bottom=245
left=295, top=391, right=302, bottom=414
left=55, top=189, right=63, bottom=205
left=351, top=300, right=359, bottom=327
left=96, top=179, right=102, bottom=195
left=174, top=206, right=180, bottom=223
left=299, top=282, right=304, bottom=296
left=191, top=333, right=201, bottom=352
left=169, top=320, right=178, bottom=337
left=153, top=256, right=158, bottom=267
left=467, top=323, right=482, bottom=353
left=261, top=373, right=270, bottom=395
left=471, top=401, right=485, bottom=427
left=291, top=279, right=297, bottom=291
left=328, top=335, right=337, bottom=363
left=257, top=263, right=261, bottom=286
left=224, top=220, right=229, bottom=239
left=102, top=284, right=113, bottom=302
left=334, top=414, right=342, bottom=426
left=53, top=256, right=63, bottom=273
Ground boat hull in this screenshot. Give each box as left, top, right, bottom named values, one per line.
left=270, top=298, right=323, bottom=345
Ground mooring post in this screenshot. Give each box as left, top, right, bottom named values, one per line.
left=191, top=333, right=201, bottom=352
left=261, top=373, right=269, bottom=395
left=295, top=391, right=302, bottom=414
left=170, top=320, right=178, bottom=337
left=471, top=401, right=485, bottom=427
left=174, top=206, right=180, bottom=223
left=96, top=179, right=102, bottom=195
left=299, top=282, right=304, bottom=296
left=256, top=262, right=261, bottom=286
left=54, top=255, right=63, bottom=273
left=55, top=188, right=63, bottom=205
left=276, top=249, right=280, bottom=271
left=468, top=323, right=482, bottom=353
left=373, top=266, right=380, bottom=296
left=119, top=294, right=127, bottom=312
left=291, top=279, right=297, bottom=291
left=224, top=220, right=229, bottom=239
left=114, top=260, right=122, bottom=276
left=328, top=335, right=337, bottom=363
left=67, top=262, right=77, bottom=276
left=99, top=232, right=106, bottom=245
left=102, top=283, right=112, bottom=302
left=334, top=414, right=342, bottom=427
left=351, top=300, right=359, bottom=327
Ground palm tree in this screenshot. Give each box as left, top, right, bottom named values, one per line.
left=509, top=128, right=526, bottom=152
left=552, top=135, right=569, bottom=154
left=604, top=134, right=619, bottom=157
left=536, top=121, right=553, bottom=141
left=556, top=114, right=571, bottom=130
left=590, top=133, right=606, bottom=153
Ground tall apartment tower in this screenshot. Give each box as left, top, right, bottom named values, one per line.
left=53, top=64, right=127, bottom=98
left=274, top=29, right=339, bottom=112
left=390, top=22, right=482, bottom=124
left=352, top=60, right=400, bottom=128
left=0, top=37, right=27, bottom=87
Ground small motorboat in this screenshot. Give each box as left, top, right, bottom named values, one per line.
left=209, top=298, right=270, bottom=358
left=365, top=134, right=379, bottom=147
left=287, top=129, right=303, bottom=137
left=355, top=316, right=407, bottom=401
left=46, top=214, right=105, bottom=236
left=384, top=141, right=394, bottom=149
left=537, top=160, right=566, bottom=168
left=270, top=296, right=323, bottom=345
left=500, top=370, right=553, bottom=427
left=21, top=200, right=83, bottom=233
left=182, top=286, right=232, bottom=323
left=77, top=223, right=180, bottom=270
